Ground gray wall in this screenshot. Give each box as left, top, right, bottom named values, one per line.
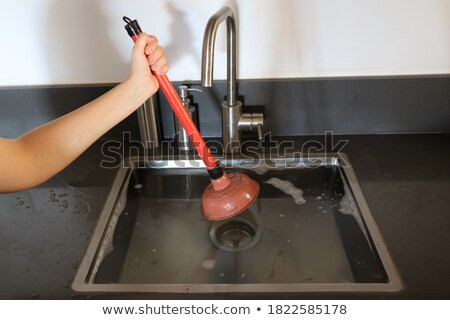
left=159, top=76, right=450, bottom=138
left=1, top=76, right=449, bottom=140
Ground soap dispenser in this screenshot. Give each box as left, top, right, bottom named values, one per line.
left=174, top=85, right=199, bottom=151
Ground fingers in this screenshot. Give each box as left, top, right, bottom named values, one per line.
left=146, top=43, right=168, bottom=74
left=152, top=61, right=169, bottom=75
left=132, top=33, right=155, bottom=55
left=132, top=33, right=168, bottom=75
left=148, top=47, right=168, bottom=74
left=147, top=46, right=163, bottom=64
left=136, top=33, right=157, bottom=48
left=151, top=59, right=169, bottom=75
left=144, top=40, right=158, bottom=56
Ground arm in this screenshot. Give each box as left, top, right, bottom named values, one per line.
left=0, top=33, right=168, bottom=193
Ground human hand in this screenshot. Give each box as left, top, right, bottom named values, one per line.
left=128, top=33, right=169, bottom=96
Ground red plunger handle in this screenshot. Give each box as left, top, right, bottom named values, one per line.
left=130, top=33, right=218, bottom=170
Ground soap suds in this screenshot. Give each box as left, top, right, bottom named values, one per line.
left=339, top=182, right=370, bottom=244
left=89, top=174, right=131, bottom=282
left=201, top=259, right=216, bottom=270
left=250, top=166, right=269, bottom=175
left=264, top=178, right=306, bottom=205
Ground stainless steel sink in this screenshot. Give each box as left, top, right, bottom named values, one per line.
left=72, top=153, right=402, bottom=293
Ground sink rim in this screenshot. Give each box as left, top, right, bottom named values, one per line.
left=72, top=153, right=402, bottom=293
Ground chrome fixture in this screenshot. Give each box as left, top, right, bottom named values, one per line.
left=173, top=85, right=200, bottom=151
left=136, top=96, right=160, bottom=149
left=201, top=6, right=264, bottom=153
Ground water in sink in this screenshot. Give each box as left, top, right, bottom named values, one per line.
left=88, top=159, right=391, bottom=289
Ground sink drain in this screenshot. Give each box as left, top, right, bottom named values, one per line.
left=209, top=218, right=261, bottom=252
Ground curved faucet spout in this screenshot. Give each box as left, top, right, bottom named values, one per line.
left=201, top=6, right=237, bottom=106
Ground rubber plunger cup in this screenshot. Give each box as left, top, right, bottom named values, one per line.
left=202, top=171, right=260, bottom=221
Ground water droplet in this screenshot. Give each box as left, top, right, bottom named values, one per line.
left=201, top=259, right=216, bottom=270
left=219, top=272, right=225, bottom=277
left=134, top=184, right=143, bottom=189
left=279, top=213, right=285, bottom=218
left=241, top=273, right=246, bottom=278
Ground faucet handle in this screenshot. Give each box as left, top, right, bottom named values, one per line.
left=256, top=123, right=263, bottom=142
left=239, top=113, right=264, bottom=142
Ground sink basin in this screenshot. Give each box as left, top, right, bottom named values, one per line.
left=72, top=153, right=401, bottom=293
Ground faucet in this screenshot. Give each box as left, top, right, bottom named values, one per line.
left=201, top=6, right=264, bottom=153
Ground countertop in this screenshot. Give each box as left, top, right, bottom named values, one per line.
left=1, top=134, right=449, bottom=299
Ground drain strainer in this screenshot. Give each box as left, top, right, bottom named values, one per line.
left=209, top=218, right=261, bottom=252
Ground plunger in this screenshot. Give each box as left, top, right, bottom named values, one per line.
left=123, top=17, right=259, bottom=220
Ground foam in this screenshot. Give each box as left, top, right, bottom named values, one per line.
left=264, top=177, right=306, bottom=205
left=339, top=182, right=370, bottom=244
left=89, top=173, right=131, bottom=282
left=201, top=259, right=216, bottom=270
